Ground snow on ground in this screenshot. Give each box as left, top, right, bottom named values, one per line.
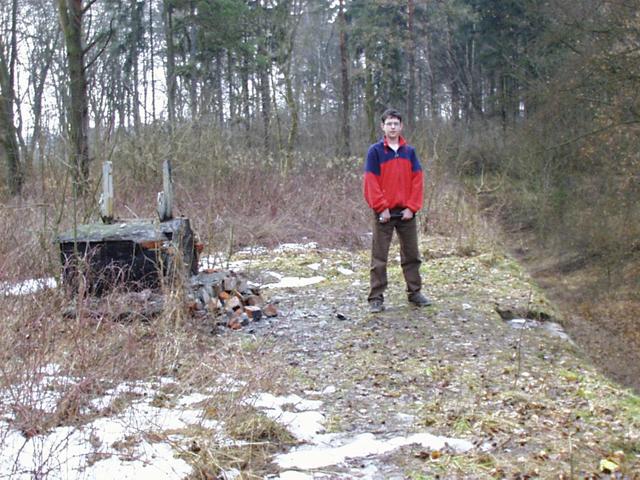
left=1, top=365, right=474, bottom=479
left=0, top=375, right=473, bottom=480
left=274, top=431, right=473, bottom=470
left=0, top=277, right=57, bottom=296
left=261, top=276, right=326, bottom=289
left=199, top=242, right=320, bottom=272
left=0, top=369, right=217, bottom=480
left=251, top=391, right=473, bottom=479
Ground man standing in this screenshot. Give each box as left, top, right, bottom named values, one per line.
left=363, top=108, right=431, bottom=313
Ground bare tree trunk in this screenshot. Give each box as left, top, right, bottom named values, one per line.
left=468, top=24, right=482, bottom=119
left=227, top=50, right=236, bottom=121
left=148, top=0, right=157, bottom=122
left=240, top=50, right=251, bottom=140
left=131, top=0, right=142, bottom=132
left=29, top=43, right=56, bottom=166
left=58, top=0, right=91, bottom=193
left=451, top=79, right=460, bottom=124
left=215, top=51, right=224, bottom=124
left=163, top=0, right=176, bottom=128
left=258, top=42, right=271, bottom=153
left=406, top=0, right=416, bottom=126
left=188, top=0, right=198, bottom=120
left=284, top=21, right=302, bottom=175
left=283, top=51, right=298, bottom=175
left=270, top=69, right=283, bottom=153
left=365, top=48, right=376, bottom=143
left=0, top=0, right=22, bottom=195
left=426, top=37, right=438, bottom=121
left=338, top=0, right=350, bottom=157
left=0, top=35, right=22, bottom=195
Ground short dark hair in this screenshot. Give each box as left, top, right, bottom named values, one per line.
left=381, top=108, right=402, bottom=124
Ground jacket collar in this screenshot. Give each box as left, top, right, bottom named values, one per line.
left=383, top=135, right=407, bottom=152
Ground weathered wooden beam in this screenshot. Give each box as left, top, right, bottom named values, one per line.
left=100, top=161, right=114, bottom=223
left=157, top=160, right=174, bottom=222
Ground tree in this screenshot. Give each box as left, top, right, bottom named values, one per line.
left=0, top=36, right=21, bottom=195
left=337, top=0, right=350, bottom=156
left=271, top=0, right=304, bottom=175
left=162, top=0, right=177, bottom=128
left=0, top=0, right=21, bottom=195
left=406, top=0, right=415, bottom=125
left=58, top=0, right=92, bottom=192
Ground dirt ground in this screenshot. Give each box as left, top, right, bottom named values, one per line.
left=2, top=235, right=638, bottom=479
left=510, top=242, right=640, bottom=396
left=198, top=236, right=640, bottom=478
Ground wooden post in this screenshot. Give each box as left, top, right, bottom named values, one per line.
left=157, top=159, right=174, bottom=222
left=100, top=161, right=114, bottom=223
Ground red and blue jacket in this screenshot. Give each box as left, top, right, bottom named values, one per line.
left=363, top=135, right=424, bottom=214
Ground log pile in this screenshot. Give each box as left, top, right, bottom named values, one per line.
left=189, top=269, right=278, bottom=329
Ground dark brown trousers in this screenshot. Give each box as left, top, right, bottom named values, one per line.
left=368, top=212, right=422, bottom=302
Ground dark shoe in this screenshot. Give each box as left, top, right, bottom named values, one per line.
left=408, top=292, right=432, bottom=307
left=369, top=299, right=385, bottom=313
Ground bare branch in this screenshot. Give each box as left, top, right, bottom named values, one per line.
left=81, top=0, right=99, bottom=16
left=83, top=20, right=114, bottom=73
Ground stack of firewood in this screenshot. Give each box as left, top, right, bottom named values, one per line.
left=189, top=270, right=278, bottom=329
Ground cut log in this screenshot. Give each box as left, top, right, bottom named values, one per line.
left=226, top=295, right=242, bottom=312
left=263, top=303, right=279, bottom=317
left=244, top=305, right=262, bottom=321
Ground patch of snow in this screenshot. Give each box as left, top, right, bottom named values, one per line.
left=395, top=412, right=415, bottom=424
left=80, top=441, right=191, bottom=480
left=507, top=318, right=529, bottom=329
left=265, top=271, right=284, bottom=280
left=0, top=421, right=192, bottom=480
left=198, top=255, right=253, bottom=271
left=268, top=410, right=325, bottom=441
left=262, top=276, right=325, bottom=289
left=275, top=432, right=473, bottom=470
left=336, top=267, right=354, bottom=276
left=251, top=393, right=323, bottom=412
left=42, top=364, right=62, bottom=376
left=237, top=246, right=269, bottom=256
left=249, top=393, right=325, bottom=441
left=506, top=318, right=572, bottom=342
left=273, top=243, right=318, bottom=253
left=0, top=277, right=57, bottom=296
left=0, top=372, right=239, bottom=479
left=176, top=392, right=210, bottom=407
left=250, top=392, right=473, bottom=475
left=307, top=263, right=321, bottom=271
left=220, top=468, right=241, bottom=479
left=543, top=322, right=572, bottom=341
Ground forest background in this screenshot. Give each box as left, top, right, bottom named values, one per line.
left=0, top=0, right=639, bottom=390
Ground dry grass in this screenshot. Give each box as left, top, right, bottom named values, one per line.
left=0, top=126, right=509, bottom=477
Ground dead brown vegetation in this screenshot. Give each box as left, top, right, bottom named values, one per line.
left=0, top=122, right=497, bottom=477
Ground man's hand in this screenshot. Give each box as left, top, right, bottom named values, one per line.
left=378, top=209, right=391, bottom=223
left=401, top=208, right=414, bottom=220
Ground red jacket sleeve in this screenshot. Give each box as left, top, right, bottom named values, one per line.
left=364, top=172, right=390, bottom=213
left=363, top=146, right=389, bottom=213
left=406, top=169, right=424, bottom=213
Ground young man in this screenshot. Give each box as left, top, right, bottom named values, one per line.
left=363, top=108, right=431, bottom=313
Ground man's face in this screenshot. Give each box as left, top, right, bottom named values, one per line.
left=382, top=117, right=402, bottom=140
